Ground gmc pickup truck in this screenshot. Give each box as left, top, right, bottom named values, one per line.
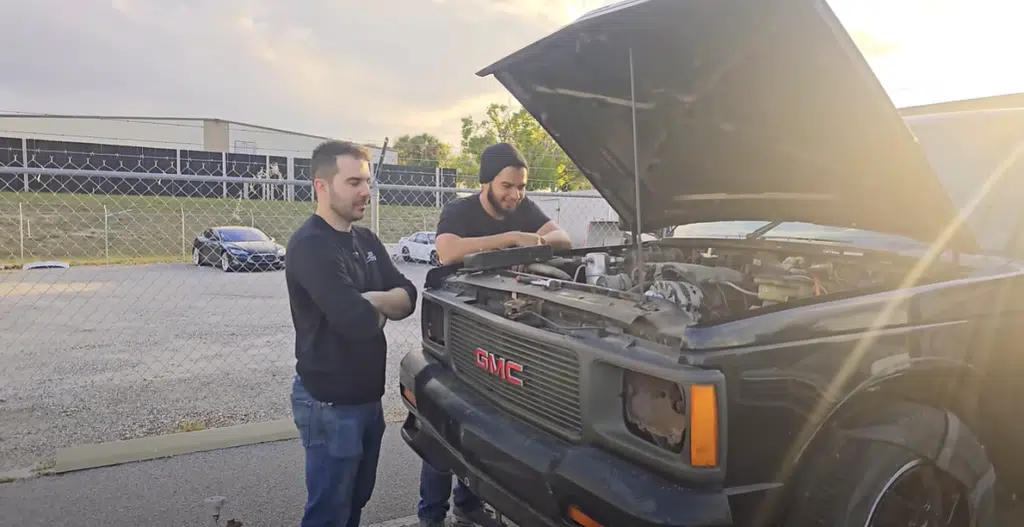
left=399, top=1, right=1024, bottom=525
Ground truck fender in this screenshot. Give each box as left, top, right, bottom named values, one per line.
left=792, top=357, right=981, bottom=466
left=792, top=361, right=996, bottom=522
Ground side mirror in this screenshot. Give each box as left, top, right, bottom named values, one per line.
left=270, top=237, right=276, bottom=243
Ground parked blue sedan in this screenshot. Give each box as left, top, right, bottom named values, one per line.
left=191, top=226, right=286, bottom=272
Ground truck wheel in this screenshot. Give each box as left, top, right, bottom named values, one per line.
left=786, top=402, right=996, bottom=527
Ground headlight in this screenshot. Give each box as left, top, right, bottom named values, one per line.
left=622, top=370, right=720, bottom=467
left=277, top=247, right=286, bottom=256
left=227, top=246, right=246, bottom=255
left=421, top=299, right=445, bottom=346
left=622, top=370, right=687, bottom=453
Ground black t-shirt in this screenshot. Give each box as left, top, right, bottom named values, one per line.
left=436, top=195, right=551, bottom=238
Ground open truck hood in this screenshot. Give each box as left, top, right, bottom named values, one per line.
left=477, top=0, right=979, bottom=253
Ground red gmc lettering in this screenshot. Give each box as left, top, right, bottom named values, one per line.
left=473, top=348, right=524, bottom=386
left=504, top=361, right=524, bottom=386
left=487, top=355, right=503, bottom=375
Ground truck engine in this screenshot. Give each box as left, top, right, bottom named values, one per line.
left=438, top=241, right=948, bottom=347
left=523, top=243, right=906, bottom=320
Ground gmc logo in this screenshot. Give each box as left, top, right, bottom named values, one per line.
left=474, top=348, right=524, bottom=386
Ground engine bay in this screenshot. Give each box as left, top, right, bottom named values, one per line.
left=565, top=243, right=893, bottom=324
left=443, top=240, right=961, bottom=343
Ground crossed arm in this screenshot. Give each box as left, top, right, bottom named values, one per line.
left=435, top=221, right=572, bottom=265
left=289, top=235, right=417, bottom=338
left=361, top=247, right=416, bottom=321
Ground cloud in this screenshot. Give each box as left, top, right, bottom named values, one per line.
left=836, top=0, right=1024, bottom=106
left=476, top=0, right=589, bottom=24
left=0, top=0, right=569, bottom=146
left=4, top=0, right=1020, bottom=150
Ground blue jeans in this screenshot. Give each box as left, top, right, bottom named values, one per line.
left=417, top=458, right=482, bottom=521
left=291, top=376, right=386, bottom=527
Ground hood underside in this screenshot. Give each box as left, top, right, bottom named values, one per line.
left=477, top=0, right=978, bottom=253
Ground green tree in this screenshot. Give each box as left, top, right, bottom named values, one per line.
left=392, top=133, right=452, bottom=168
left=453, top=103, right=590, bottom=191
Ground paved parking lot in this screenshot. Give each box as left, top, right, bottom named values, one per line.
left=6, top=261, right=1024, bottom=524
left=0, top=260, right=430, bottom=471
left=0, top=426, right=424, bottom=527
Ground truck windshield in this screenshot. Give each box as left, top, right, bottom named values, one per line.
left=674, top=111, right=1024, bottom=258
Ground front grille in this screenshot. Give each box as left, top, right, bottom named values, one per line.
left=247, top=253, right=277, bottom=264
left=448, top=310, right=582, bottom=438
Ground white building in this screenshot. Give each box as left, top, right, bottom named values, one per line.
left=0, top=114, right=397, bottom=163
left=529, top=189, right=625, bottom=247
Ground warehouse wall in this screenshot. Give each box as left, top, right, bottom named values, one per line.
left=0, top=116, right=398, bottom=164
left=229, top=122, right=397, bottom=164
left=530, top=189, right=619, bottom=248
left=0, top=116, right=206, bottom=151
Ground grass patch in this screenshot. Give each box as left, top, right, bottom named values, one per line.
left=33, top=459, right=55, bottom=474
left=174, top=420, right=208, bottom=433
left=0, top=476, right=16, bottom=484
left=0, top=191, right=443, bottom=266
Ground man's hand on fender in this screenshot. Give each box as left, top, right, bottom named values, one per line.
left=511, top=232, right=544, bottom=247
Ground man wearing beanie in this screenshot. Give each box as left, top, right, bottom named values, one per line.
left=415, top=142, right=571, bottom=527
left=432, top=142, right=572, bottom=267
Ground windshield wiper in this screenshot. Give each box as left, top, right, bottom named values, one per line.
left=745, top=220, right=783, bottom=240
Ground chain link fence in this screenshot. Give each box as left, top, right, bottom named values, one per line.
left=0, top=145, right=625, bottom=472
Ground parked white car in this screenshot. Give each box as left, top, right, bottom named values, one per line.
left=396, top=231, right=440, bottom=266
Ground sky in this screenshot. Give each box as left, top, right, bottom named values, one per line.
left=0, top=0, right=1021, bottom=147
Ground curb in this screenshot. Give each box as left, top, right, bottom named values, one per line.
left=51, top=418, right=298, bottom=474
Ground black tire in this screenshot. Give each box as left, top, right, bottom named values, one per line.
left=401, top=246, right=411, bottom=262
left=785, top=402, right=995, bottom=527
left=429, top=251, right=439, bottom=267
left=220, top=251, right=233, bottom=272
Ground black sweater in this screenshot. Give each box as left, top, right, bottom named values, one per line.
left=285, top=215, right=417, bottom=405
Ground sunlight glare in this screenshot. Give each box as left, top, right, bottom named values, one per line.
left=559, top=0, right=1024, bottom=106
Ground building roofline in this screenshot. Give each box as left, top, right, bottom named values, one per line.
left=0, top=113, right=214, bottom=122
left=898, top=92, right=1024, bottom=116
left=0, top=113, right=386, bottom=149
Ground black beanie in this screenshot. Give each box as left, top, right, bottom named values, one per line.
left=478, top=142, right=528, bottom=184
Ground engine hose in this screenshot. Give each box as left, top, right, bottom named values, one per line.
left=526, top=263, right=573, bottom=281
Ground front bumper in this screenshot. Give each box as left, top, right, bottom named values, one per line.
left=399, top=347, right=736, bottom=527
left=229, top=253, right=285, bottom=269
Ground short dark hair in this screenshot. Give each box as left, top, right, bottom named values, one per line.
left=311, top=140, right=372, bottom=181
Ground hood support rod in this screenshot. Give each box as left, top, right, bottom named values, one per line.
left=629, top=47, right=646, bottom=290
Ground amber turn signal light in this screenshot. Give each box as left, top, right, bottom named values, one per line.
left=689, top=384, right=718, bottom=467
left=567, top=505, right=602, bottom=527
left=401, top=384, right=416, bottom=408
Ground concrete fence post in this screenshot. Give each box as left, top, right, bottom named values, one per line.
left=370, top=178, right=381, bottom=235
